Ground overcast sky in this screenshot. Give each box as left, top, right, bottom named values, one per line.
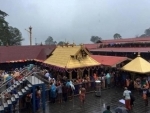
left=0, top=0, right=150, bottom=45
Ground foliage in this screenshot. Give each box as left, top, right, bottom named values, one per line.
left=90, top=36, right=101, bottom=43
left=113, top=33, right=122, bottom=39
left=57, top=41, right=65, bottom=45
left=0, top=26, right=23, bottom=46
left=8, top=26, right=24, bottom=45
left=0, top=10, right=23, bottom=46
left=139, top=28, right=150, bottom=38
left=45, top=36, right=57, bottom=45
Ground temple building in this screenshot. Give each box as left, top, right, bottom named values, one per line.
left=44, top=43, right=100, bottom=79
left=84, top=37, right=150, bottom=60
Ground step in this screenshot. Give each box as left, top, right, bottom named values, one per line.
left=15, top=81, right=20, bottom=86
left=14, top=94, right=19, bottom=99
left=25, top=86, right=29, bottom=91
left=15, top=81, right=19, bottom=84
left=3, top=103, right=8, bottom=108
left=18, top=91, right=23, bottom=97
left=13, top=84, right=17, bottom=88
left=19, top=80, right=23, bottom=84
left=11, top=97, right=16, bottom=102
left=22, top=78, right=26, bottom=81
left=7, top=100, right=12, bottom=105
left=6, top=89, right=11, bottom=93
left=27, top=84, right=32, bottom=88
left=9, top=86, right=13, bottom=90
left=21, top=89, right=26, bottom=93
left=0, top=105, right=4, bottom=111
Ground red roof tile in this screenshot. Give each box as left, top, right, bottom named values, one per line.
left=83, top=44, right=100, bottom=50
left=101, top=37, right=150, bottom=44
left=91, top=55, right=128, bottom=66
left=0, top=45, right=56, bottom=63
left=90, top=47, right=150, bottom=53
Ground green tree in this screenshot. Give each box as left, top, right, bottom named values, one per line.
left=113, top=33, right=122, bottom=39
left=8, top=26, right=24, bottom=45
left=0, top=10, right=8, bottom=29
left=90, top=36, right=101, bottom=43
left=145, top=28, right=150, bottom=36
left=57, top=41, right=65, bottom=45
left=45, top=36, right=57, bottom=45
left=139, top=28, right=150, bottom=38
left=0, top=10, right=23, bottom=46
left=140, top=34, right=147, bottom=38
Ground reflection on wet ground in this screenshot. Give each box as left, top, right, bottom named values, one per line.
left=21, top=87, right=150, bottom=113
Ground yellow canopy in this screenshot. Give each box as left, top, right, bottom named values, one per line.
left=122, top=55, right=150, bottom=73
left=44, top=45, right=100, bottom=69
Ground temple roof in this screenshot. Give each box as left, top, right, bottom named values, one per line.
left=122, top=54, right=150, bottom=73
left=44, top=45, right=100, bottom=69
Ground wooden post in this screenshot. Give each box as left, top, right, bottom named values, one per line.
left=88, top=69, right=90, bottom=76
left=69, top=71, right=72, bottom=80
left=81, top=69, right=84, bottom=78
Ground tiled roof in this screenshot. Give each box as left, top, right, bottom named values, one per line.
left=122, top=55, right=150, bottom=73
left=0, top=45, right=56, bottom=63
left=91, top=55, right=128, bottom=67
left=101, top=37, right=150, bottom=44
left=83, top=44, right=100, bottom=50
left=90, top=47, right=150, bottom=53
left=44, top=45, right=100, bottom=69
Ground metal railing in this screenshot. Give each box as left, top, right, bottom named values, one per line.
left=0, top=66, right=39, bottom=95
left=0, top=69, right=35, bottom=95
left=0, top=68, right=28, bottom=89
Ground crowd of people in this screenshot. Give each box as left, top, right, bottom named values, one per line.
left=0, top=65, right=150, bottom=112
left=123, top=75, right=150, bottom=112
left=40, top=68, right=150, bottom=113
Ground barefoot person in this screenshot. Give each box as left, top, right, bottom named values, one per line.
left=123, top=87, right=131, bottom=110
left=79, top=85, right=86, bottom=106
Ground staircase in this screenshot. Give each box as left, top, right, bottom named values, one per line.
left=0, top=67, right=28, bottom=92
left=0, top=65, right=37, bottom=113
left=0, top=72, right=33, bottom=113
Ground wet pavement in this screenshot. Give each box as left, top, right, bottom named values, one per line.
left=42, top=87, right=150, bottom=113
left=18, top=87, right=150, bottom=113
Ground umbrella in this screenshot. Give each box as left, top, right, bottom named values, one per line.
left=115, top=107, right=129, bottom=113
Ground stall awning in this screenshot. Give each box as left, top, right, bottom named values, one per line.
left=91, top=55, right=129, bottom=67
left=121, top=55, right=150, bottom=73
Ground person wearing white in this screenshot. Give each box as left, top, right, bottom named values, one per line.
left=123, top=87, right=131, bottom=110
left=45, top=71, right=50, bottom=78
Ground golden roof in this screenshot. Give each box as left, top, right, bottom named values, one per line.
left=44, top=45, right=100, bottom=69
left=122, top=55, right=150, bottom=73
